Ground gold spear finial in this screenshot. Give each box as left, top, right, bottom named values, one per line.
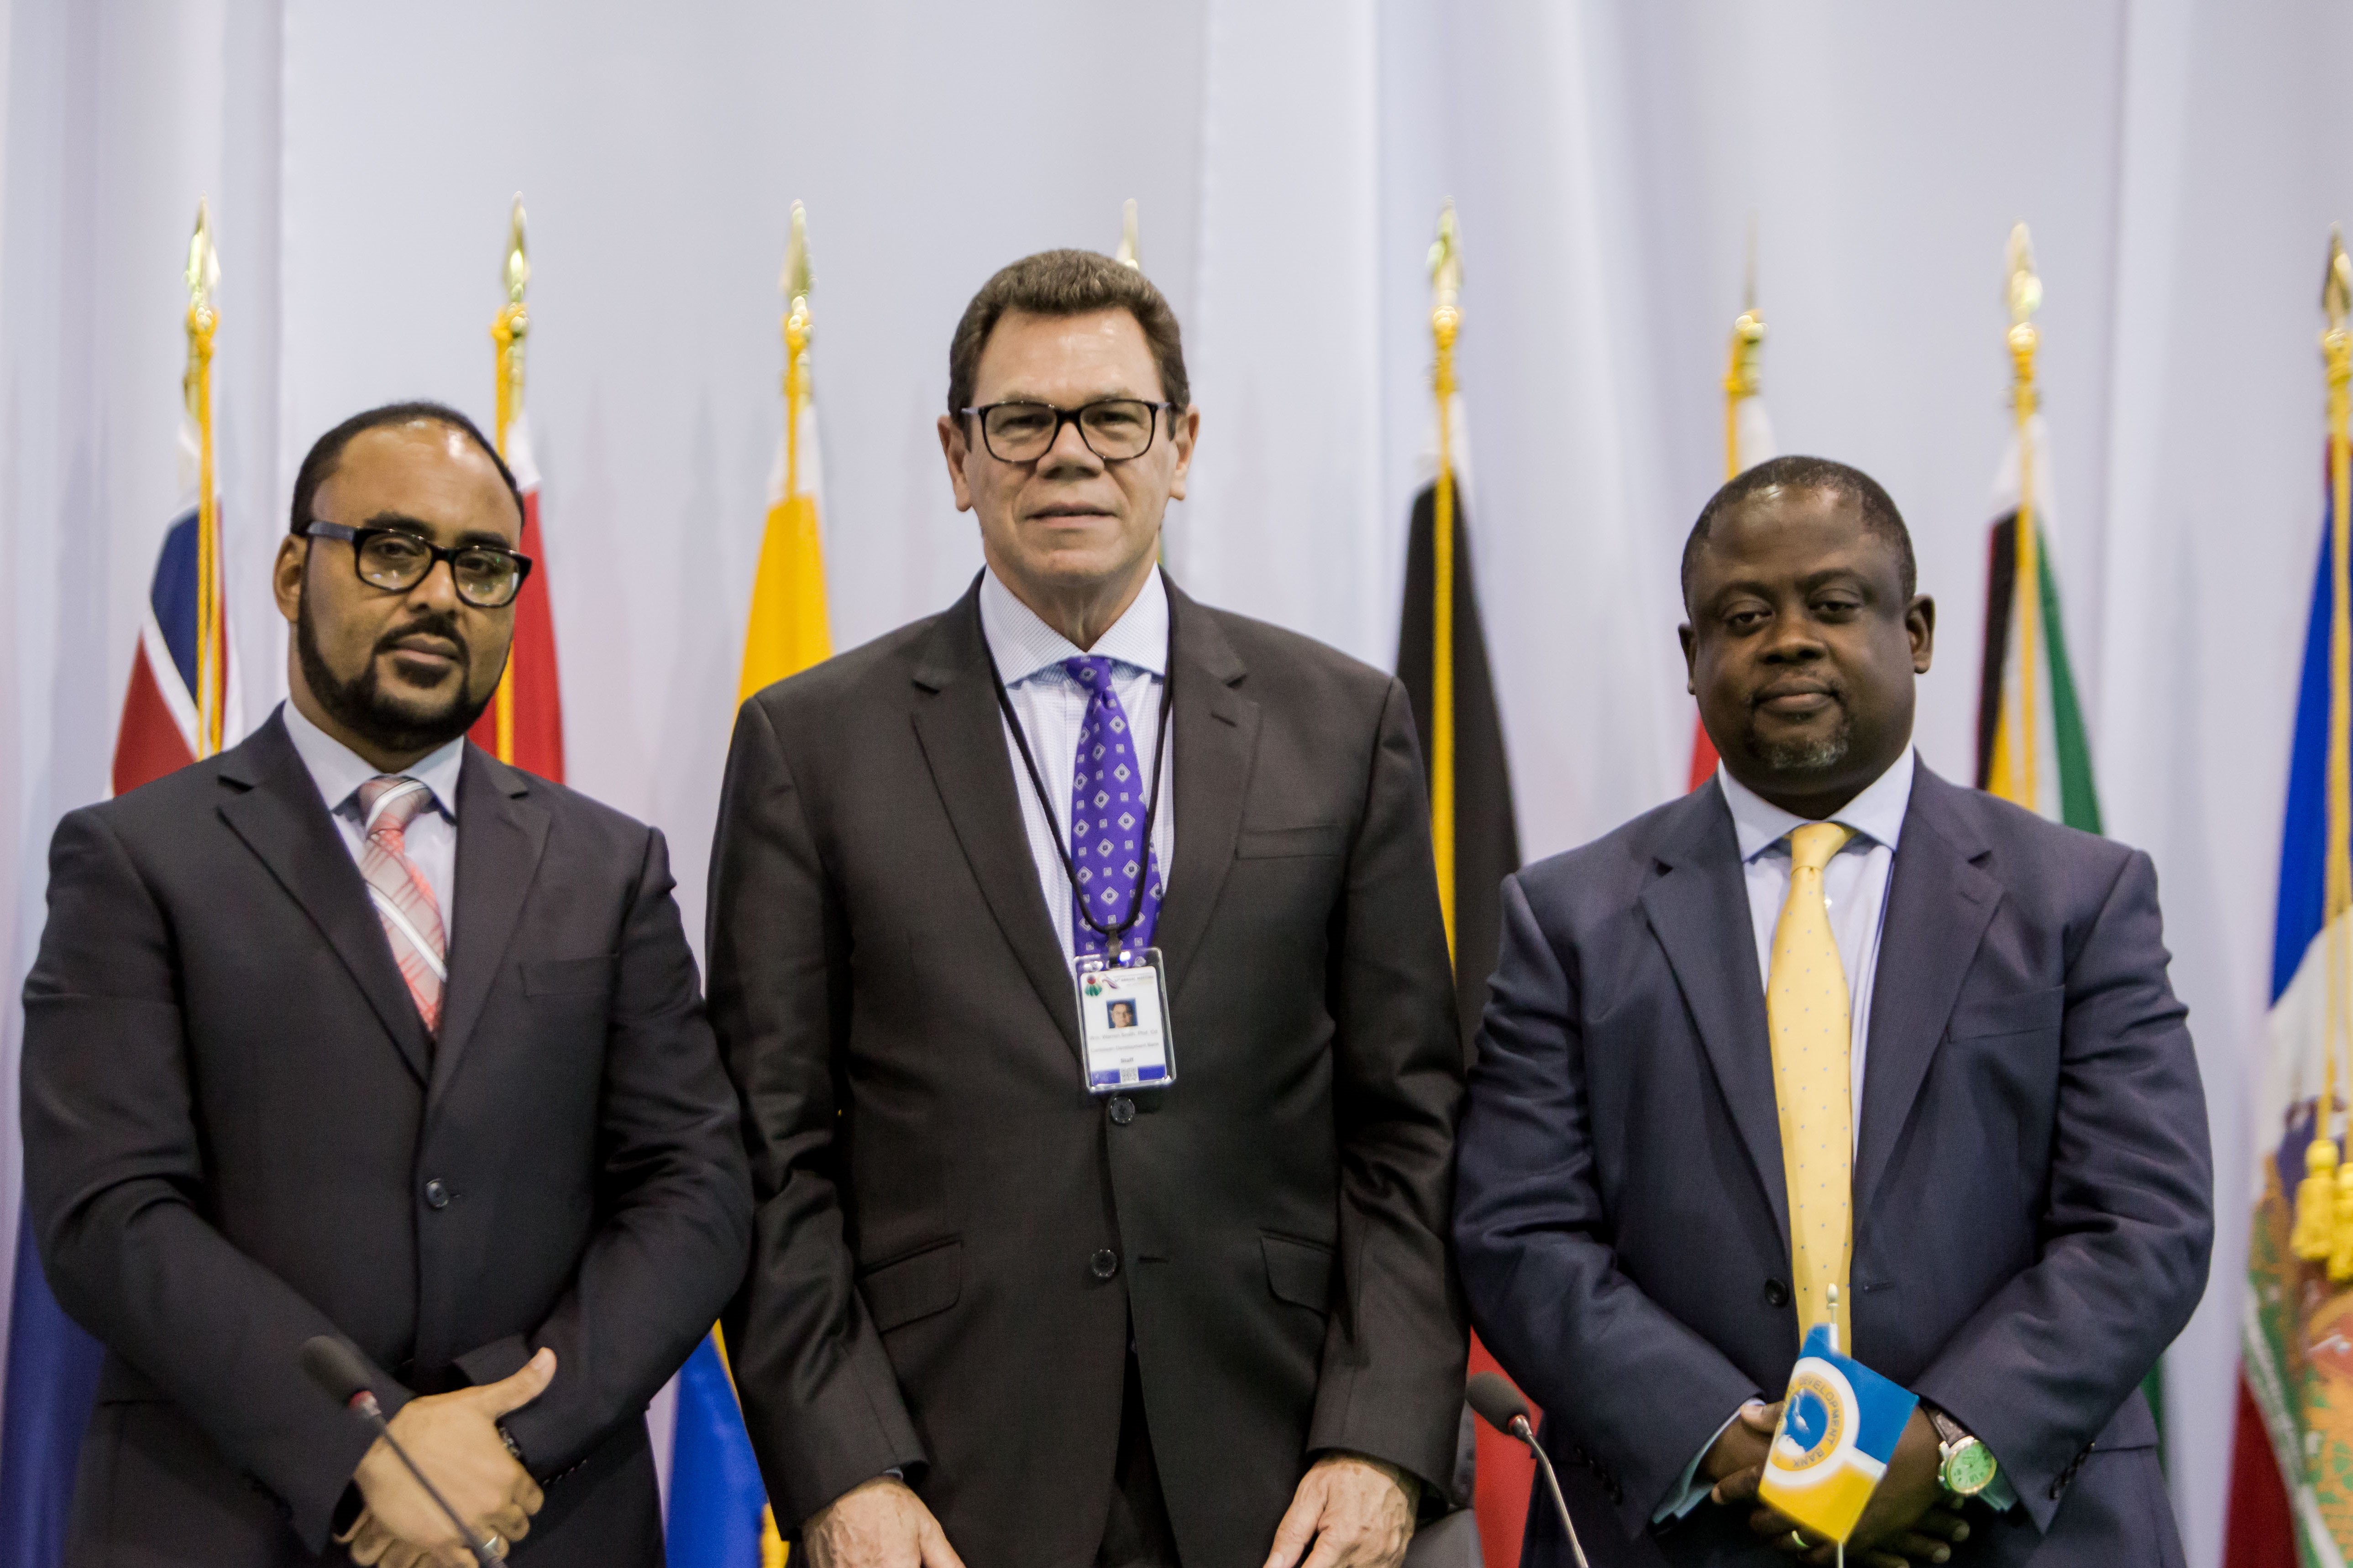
left=1428, top=200, right=1462, bottom=318
left=185, top=199, right=219, bottom=314
left=504, top=194, right=530, bottom=307
left=783, top=200, right=812, bottom=313
left=1727, top=215, right=1766, bottom=402
left=2327, top=226, right=2351, bottom=332
left=1116, top=198, right=1142, bottom=271
left=2006, top=221, right=2042, bottom=328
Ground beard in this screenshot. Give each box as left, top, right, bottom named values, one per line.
left=297, top=598, right=494, bottom=758
left=1740, top=714, right=1853, bottom=775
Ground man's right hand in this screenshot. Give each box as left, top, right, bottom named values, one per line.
left=345, top=1348, right=555, bottom=1567
left=802, top=1477, right=966, bottom=1568
left=1704, top=1400, right=1781, bottom=1505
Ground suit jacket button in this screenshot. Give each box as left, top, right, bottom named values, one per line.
left=1090, top=1249, right=1120, bottom=1280
left=1763, top=1279, right=1789, bottom=1308
left=1109, top=1096, right=1136, bottom=1125
left=423, top=1179, right=451, bottom=1210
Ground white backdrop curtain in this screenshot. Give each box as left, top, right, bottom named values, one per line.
left=3, top=5, right=2343, bottom=1563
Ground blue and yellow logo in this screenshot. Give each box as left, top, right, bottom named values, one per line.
left=1757, top=1327, right=1918, bottom=1544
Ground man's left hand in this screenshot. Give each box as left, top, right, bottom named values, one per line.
left=1262, top=1453, right=1419, bottom=1568
left=1748, top=1408, right=1970, bottom=1566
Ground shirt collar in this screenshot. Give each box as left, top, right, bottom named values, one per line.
left=280, top=698, right=465, bottom=822
left=978, top=564, right=1169, bottom=686
left=1716, top=746, right=1916, bottom=864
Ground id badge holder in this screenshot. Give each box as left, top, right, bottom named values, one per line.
left=1074, top=948, right=1176, bottom=1094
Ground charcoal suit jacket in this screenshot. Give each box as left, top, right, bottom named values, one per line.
left=20, top=709, right=751, bottom=1565
left=1452, top=763, right=2212, bottom=1567
left=707, top=574, right=1466, bottom=1568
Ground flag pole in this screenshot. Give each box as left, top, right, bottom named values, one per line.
left=1724, top=216, right=1764, bottom=482
left=2318, top=232, right=2353, bottom=1276
left=2003, top=225, right=2043, bottom=816
left=488, top=195, right=530, bottom=765
left=1428, top=204, right=1462, bottom=963
left=184, top=201, right=224, bottom=758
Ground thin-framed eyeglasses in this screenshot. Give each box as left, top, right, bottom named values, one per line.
left=304, top=521, right=534, bottom=609
left=960, top=399, right=1176, bottom=464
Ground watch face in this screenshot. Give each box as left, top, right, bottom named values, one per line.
left=1944, top=1439, right=1998, bottom=1496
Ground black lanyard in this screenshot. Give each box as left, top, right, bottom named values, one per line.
left=985, top=628, right=1174, bottom=956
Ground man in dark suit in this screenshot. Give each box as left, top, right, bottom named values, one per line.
left=21, top=402, right=751, bottom=1567
left=1453, top=456, right=2211, bottom=1567
left=709, top=250, right=1465, bottom=1568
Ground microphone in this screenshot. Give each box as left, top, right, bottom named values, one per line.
left=1467, top=1370, right=1590, bottom=1568
left=300, top=1336, right=501, bottom=1566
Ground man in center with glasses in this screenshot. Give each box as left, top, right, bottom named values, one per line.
left=712, top=250, right=1466, bottom=1568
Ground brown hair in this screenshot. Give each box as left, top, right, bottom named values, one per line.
left=947, top=249, right=1190, bottom=417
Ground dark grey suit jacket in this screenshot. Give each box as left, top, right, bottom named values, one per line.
left=20, top=710, right=751, bottom=1564
left=1452, top=765, right=2211, bottom=1567
left=707, top=575, right=1466, bottom=1568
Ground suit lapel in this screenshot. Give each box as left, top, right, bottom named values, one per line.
left=1854, top=768, right=2001, bottom=1209
left=429, top=746, right=551, bottom=1111
left=909, top=580, right=1087, bottom=1065
left=1146, top=583, right=1257, bottom=999
left=1638, top=785, right=1790, bottom=1252
left=216, top=712, right=432, bottom=1085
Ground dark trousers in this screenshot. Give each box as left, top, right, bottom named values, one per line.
left=1097, top=1348, right=1180, bottom=1568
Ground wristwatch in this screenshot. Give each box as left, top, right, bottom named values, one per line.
left=1924, top=1405, right=1997, bottom=1499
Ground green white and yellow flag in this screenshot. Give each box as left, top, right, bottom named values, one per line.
left=1974, top=226, right=2100, bottom=833
left=739, top=202, right=833, bottom=701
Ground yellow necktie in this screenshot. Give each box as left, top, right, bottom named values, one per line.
left=1767, top=821, right=1857, bottom=1347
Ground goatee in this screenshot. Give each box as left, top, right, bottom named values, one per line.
left=1742, top=721, right=1853, bottom=776
left=297, top=600, right=493, bottom=758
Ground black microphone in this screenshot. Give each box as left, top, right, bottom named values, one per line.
left=300, top=1336, right=501, bottom=1566
left=1467, top=1370, right=1590, bottom=1568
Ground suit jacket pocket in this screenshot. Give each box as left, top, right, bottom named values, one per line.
left=1262, top=1233, right=1335, bottom=1313
left=859, top=1240, right=963, bottom=1333
left=1236, top=824, right=1347, bottom=860
left=1945, top=983, right=2063, bottom=1041
left=522, top=955, right=620, bottom=997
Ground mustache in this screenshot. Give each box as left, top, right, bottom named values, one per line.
left=376, top=610, right=469, bottom=662
left=1750, top=678, right=1846, bottom=708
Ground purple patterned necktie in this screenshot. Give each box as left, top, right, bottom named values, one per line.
left=1065, top=656, right=1164, bottom=961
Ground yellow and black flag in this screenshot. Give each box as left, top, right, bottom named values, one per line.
left=1393, top=203, right=1518, bottom=1066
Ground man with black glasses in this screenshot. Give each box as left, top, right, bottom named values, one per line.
left=22, top=402, right=750, bottom=1566
left=711, top=251, right=1467, bottom=1568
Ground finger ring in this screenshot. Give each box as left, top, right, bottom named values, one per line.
left=482, top=1533, right=507, bottom=1560
left=1787, top=1530, right=1807, bottom=1550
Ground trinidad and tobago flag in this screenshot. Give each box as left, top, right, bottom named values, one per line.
left=1, top=414, right=240, bottom=1568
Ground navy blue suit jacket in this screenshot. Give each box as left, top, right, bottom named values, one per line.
left=1453, top=765, right=2211, bottom=1566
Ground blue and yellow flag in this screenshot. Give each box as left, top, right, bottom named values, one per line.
left=1758, top=1326, right=1919, bottom=1545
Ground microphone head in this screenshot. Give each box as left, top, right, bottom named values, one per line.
left=1466, top=1369, right=1533, bottom=1435
left=299, top=1335, right=375, bottom=1407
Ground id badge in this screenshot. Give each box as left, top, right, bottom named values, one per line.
left=1074, top=948, right=1176, bottom=1094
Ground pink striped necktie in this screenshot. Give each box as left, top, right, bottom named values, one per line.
left=357, top=774, right=446, bottom=1036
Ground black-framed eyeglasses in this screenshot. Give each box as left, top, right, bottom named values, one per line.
left=304, top=521, right=534, bottom=609
left=960, top=399, right=1175, bottom=464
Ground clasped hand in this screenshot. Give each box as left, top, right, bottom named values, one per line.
left=1703, top=1402, right=1970, bottom=1568
left=340, top=1347, right=555, bottom=1568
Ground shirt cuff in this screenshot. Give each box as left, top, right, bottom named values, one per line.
left=1654, top=1402, right=1761, bottom=1523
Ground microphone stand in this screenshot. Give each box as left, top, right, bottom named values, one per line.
left=1502, top=1411, right=1590, bottom=1568
left=341, top=1389, right=500, bottom=1566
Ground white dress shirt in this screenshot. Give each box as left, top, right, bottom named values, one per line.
left=280, top=697, right=464, bottom=917
left=978, top=565, right=1176, bottom=960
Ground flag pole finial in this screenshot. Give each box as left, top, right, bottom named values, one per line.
left=2307, top=221, right=2353, bottom=1272
left=782, top=202, right=814, bottom=512
left=487, top=194, right=531, bottom=763
left=1725, top=216, right=1766, bottom=478
left=504, top=194, right=530, bottom=307
left=783, top=201, right=812, bottom=313
left=183, top=197, right=225, bottom=757
left=1116, top=199, right=1142, bottom=272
